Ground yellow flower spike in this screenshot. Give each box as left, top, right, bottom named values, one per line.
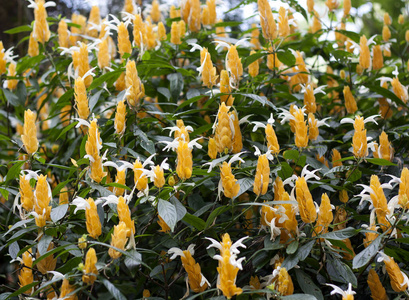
left=314, top=193, right=333, bottom=235
left=82, top=248, right=98, bottom=285
left=133, top=14, right=147, bottom=49
left=248, top=50, right=259, bottom=77
left=267, top=47, right=282, bottom=70
left=258, top=0, right=277, bottom=41
left=109, top=221, right=128, bottom=259
left=201, top=6, right=210, bottom=26
left=60, top=278, right=78, bottom=300
left=378, top=98, right=392, bottom=119
left=207, top=0, right=217, bottom=25
left=325, top=0, right=339, bottom=11
left=208, top=137, right=217, bottom=159
left=372, top=45, right=383, bottom=71
left=168, top=245, right=209, bottom=293
left=74, top=77, right=90, bottom=120
left=295, top=177, right=317, bottom=223
left=151, top=0, right=161, bottom=23
left=59, top=187, right=69, bottom=205
left=85, top=198, right=102, bottom=239
left=250, top=24, right=261, bottom=49
left=20, top=175, right=34, bottom=211
left=391, top=77, right=408, bottom=104
left=273, top=177, right=284, bottom=201
left=170, top=5, right=180, bottom=19
left=28, top=32, right=39, bottom=57
left=36, top=242, right=57, bottom=275
left=265, top=123, right=280, bottom=155
left=98, top=38, right=110, bottom=70
left=398, top=14, right=404, bottom=24
left=311, top=13, right=321, bottom=34
left=226, top=45, right=243, bottom=86
left=307, top=113, right=319, bottom=141
left=85, top=120, right=107, bottom=183
left=376, top=131, right=393, bottom=161
left=220, top=162, right=240, bottom=199
left=176, top=140, right=193, bottom=180
left=35, top=174, right=51, bottom=223
left=157, top=22, right=166, bottom=41
left=275, top=267, right=294, bottom=296
left=0, top=42, right=6, bottom=75
left=367, top=269, right=388, bottom=300
left=153, top=165, right=165, bottom=188
left=113, top=169, right=126, bottom=196
left=294, top=107, right=309, bottom=149
left=215, top=102, right=232, bottom=153
left=125, top=60, right=145, bottom=108
left=58, top=19, right=69, bottom=48
left=304, top=84, right=317, bottom=114
left=343, top=0, right=351, bottom=17
left=179, top=20, right=186, bottom=38
left=170, top=21, right=181, bottom=45
left=207, top=233, right=247, bottom=299
left=117, top=196, right=135, bottom=237
left=381, top=253, right=409, bottom=292
left=6, top=62, right=18, bottom=91
left=134, top=159, right=148, bottom=191
left=19, top=249, right=33, bottom=295
left=399, top=167, right=409, bottom=210
left=143, top=290, right=151, bottom=298
left=230, top=110, right=243, bottom=153
left=363, top=211, right=378, bottom=248
left=254, top=154, right=270, bottom=196
left=22, top=109, right=38, bottom=155
left=352, top=116, right=368, bottom=159
left=118, top=22, right=132, bottom=58
left=220, top=70, right=233, bottom=104
left=200, top=48, right=218, bottom=88
left=115, top=72, right=126, bottom=91
left=289, top=51, right=309, bottom=92
left=369, top=175, right=389, bottom=231
left=260, top=202, right=277, bottom=227
left=382, top=25, right=391, bottom=42
left=339, top=189, right=348, bottom=203
left=278, top=7, right=290, bottom=38
left=158, top=215, right=171, bottom=233
left=188, top=0, right=201, bottom=32
left=307, top=0, right=314, bottom=12
left=86, top=6, right=100, bottom=38
left=114, top=100, right=127, bottom=135
left=174, top=119, right=190, bottom=142
left=384, top=13, right=391, bottom=26
left=78, top=234, right=87, bottom=249
left=343, top=86, right=358, bottom=114
left=145, top=22, right=156, bottom=50
left=32, top=0, right=51, bottom=44
left=359, top=35, right=370, bottom=71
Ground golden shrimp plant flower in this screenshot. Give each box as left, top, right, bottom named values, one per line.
left=367, top=269, right=388, bottom=300
left=398, top=167, right=409, bottom=210
left=34, top=174, right=52, bottom=227
left=125, top=60, right=145, bottom=108
left=206, top=233, right=248, bottom=299
left=378, top=252, right=409, bottom=292
left=258, top=0, right=277, bottom=41
left=214, top=102, right=233, bottom=153
left=22, top=109, right=38, bottom=155
left=133, top=154, right=155, bottom=196
left=270, top=266, right=294, bottom=296
left=72, top=197, right=103, bottom=239
left=168, top=244, right=209, bottom=293
left=343, top=86, right=358, bottom=114
left=18, top=249, right=34, bottom=294
left=114, top=99, right=127, bottom=135
left=253, top=146, right=274, bottom=196
left=216, top=152, right=245, bottom=199
left=28, top=0, right=55, bottom=44
left=109, top=221, right=129, bottom=259
left=82, top=248, right=98, bottom=285
left=103, top=160, right=133, bottom=197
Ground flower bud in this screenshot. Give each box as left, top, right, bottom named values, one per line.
left=58, top=19, right=69, bottom=48
left=82, top=248, right=98, bottom=285
left=254, top=154, right=270, bottom=196
left=118, top=22, right=132, bottom=58
left=294, top=107, right=308, bottom=148
left=220, top=162, right=240, bottom=198
left=359, top=35, right=370, bottom=70
left=109, top=221, right=128, bottom=259
left=114, top=100, right=127, bottom=135
left=343, top=86, right=357, bottom=114
left=154, top=165, right=165, bottom=188
left=372, top=45, right=383, bottom=70
left=22, top=110, right=38, bottom=155
left=125, top=60, right=145, bottom=108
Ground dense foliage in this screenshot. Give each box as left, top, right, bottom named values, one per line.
left=1, top=0, right=409, bottom=299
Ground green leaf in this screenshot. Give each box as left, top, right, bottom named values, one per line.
left=140, top=139, right=155, bottom=155
left=235, top=177, right=254, bottom=199
left=243, top=51, right=265, bottom=68
left=281, top=294, right=317, bottom=300
left=57, top=121, right=78, bottom=140
left=89, top=89, right=103, bottom=112
left=327, top=257, right=357, bottom=286
left=101, top=278, right=127, bottom=300
left=346, top=168, right=361, bottom=183
left=277, top=50, right=296, bottom=66
left=158, top=199, right=177, bottom=232
left=295, top=270, right=324, bottom=300
left=2, top=88, right=19, bottom=106
left=168, top=73, right=184, bottom=101
left=5, top=281, right=39, bottom=299
left=365, top=83, right=406, bottom=107
left=6, top=161, right=26, bottom=184
left=353, top=234, right=382, bottom=269
left=4, top=25, right=32, bottom=34
left=8, top=241, right=19, bottom=259
left=124, top=249, right=142, bottom=272
left=319, top=227, right=358, bottom=240
left=142, top=51, right=151, bottom=60
left=366, top=158, right=396, bottom=166
left=297, top=240, right=315, bottom=261
left=183, top=213, right=205, bottom=231
left=286, top=240, right=299, bottom=254
left=278, top=162, right=293, bottom=180
left=50, top=204, right=68, bottom=223
left=283, top=149, right=299, bottom=161
left=89, top=69, right=123, bottom=90
left=205, top=206, right=229, bottom=229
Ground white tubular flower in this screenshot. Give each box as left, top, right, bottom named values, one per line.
left=168, top=244, right=195, bottom=260
left=71, top=197, right=91, bottom=214
left=326, top=283, right=356, bottom=298
left=103, top=160, right=134, bottom=171
left=340, top=114, right=380, bottom=126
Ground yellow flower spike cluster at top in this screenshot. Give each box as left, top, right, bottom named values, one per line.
left=176, top=140, right=193, bottom=180
left=98, top=38, right=110, bottom=70
left=82, top=248, right=98, bottom=285
left=72, top=43, right=92, bottom=87
left=206, top=234, right=247, bottom=299
left=19, top=249, right=33, bottom=295
left=153, top=165, right=165, bottom=188
left=220, top=161, right=240, bottom=199
left=372, top=45, right=383, bottom=70
left=114, top=100, right=127, bottom=135
left=352, top=116, right=368, bottom=159
left=294, top=107, right=309, bottom=149
left=109, top=221, right=128, bottom=259
left=85, top=120, right=106, bottom=183
left=200, top=47, right=217, bottom=88
left=273, top=267, right=294, bottom=296
left=74, top=77, right=90, bottom=120
left=215, top=102, right=233, bottom=153
left=133, top=159, right=148, bottom=191
left=226, top=45, right=243, bottom=86
left=86, top=6, right=100, bottom=38
left=22, top=109, right=38, bottom=155
left=303, top=84, right=316, bottom=114
left=278, top=7, right=290, bottom=38
left=34, top=174, right=52, bottom=227
left=168, top=245, right=209, bottom=293
left=258, top=0, right=277, bottom=41
left=125, top=60, right=145, bottom=108
left=117, top=196, right=135, bottom=236
left=118, top=22, right=132, bottom=59
left=32, top=0, right=51, bottom=44
left=359, top=35, right=370, bottom=71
